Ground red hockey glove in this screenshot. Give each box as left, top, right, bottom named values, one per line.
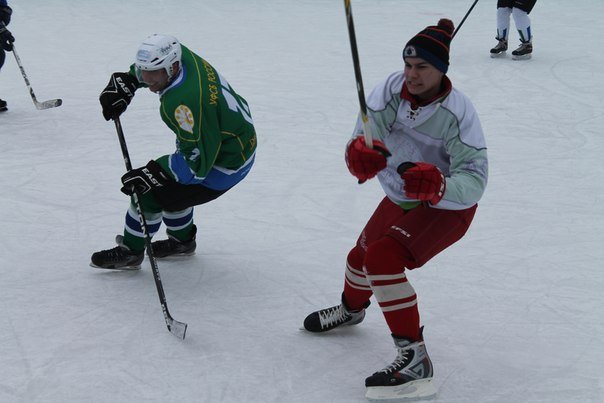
left=399, top=162, right=446, bottom=205
left=345, top=136, right=391, bottom=182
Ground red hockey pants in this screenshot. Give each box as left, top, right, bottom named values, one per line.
left=343, top=196, right=477, bottom=340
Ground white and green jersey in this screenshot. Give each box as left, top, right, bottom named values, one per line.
left=355, top=71, right=488, bottom=210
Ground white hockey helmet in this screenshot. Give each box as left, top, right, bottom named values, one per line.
left=135, top=34, right=182, bottom=80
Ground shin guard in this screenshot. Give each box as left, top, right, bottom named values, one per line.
left=364, top=237, right=421, bottom=341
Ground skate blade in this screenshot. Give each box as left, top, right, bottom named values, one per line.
left=154, top=251, right=196, bottom=260
left=89, top=262, right=142, bottom=271
left=512, top=54, right=532, bottom=61
left=365, top=378, right=436, bottom=401
left=490, top=52, right=506, bottom=58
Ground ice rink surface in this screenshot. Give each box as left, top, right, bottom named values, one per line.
left=1, top=1, right=602, bottom=402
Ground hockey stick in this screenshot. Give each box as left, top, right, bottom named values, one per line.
left=452, top=0, right=480, bottom=39
left=1, top=23, right=62, bottom=110
left=12, top=45, right=62, bottom=109
left=343, top=0, right=373, bottom=149
left=113, top=116, right=188, bottom=340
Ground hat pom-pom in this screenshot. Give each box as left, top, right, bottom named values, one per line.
left=438, top=18, right=454, bottom=35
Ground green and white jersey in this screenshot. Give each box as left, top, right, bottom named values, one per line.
left=131, top=45, right=256, bottom=185
left=355, top=71, right=488, bottom=210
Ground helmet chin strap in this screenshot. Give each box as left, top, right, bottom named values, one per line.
left=157, top=62, right=181, bottom=93
left=166, top=61, right=180, bottom=82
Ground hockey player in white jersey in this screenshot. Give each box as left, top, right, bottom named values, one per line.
left=303, top=19, right=488, bottom=400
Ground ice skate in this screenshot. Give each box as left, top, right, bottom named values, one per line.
left=365, top=332, right=436, bottom=401
left=512, top=41, right=532, bottom=60
left=90, top=235, right=144, bottom=270
left=489, top=38, right=508, bottom=58
left=151, top=225, right=197, bottom=258
left=303, top=294, right=369, bottom=332
left=0, top=99, right=7, bottom=112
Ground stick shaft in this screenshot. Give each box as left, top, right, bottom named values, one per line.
left=113, top=117, right=187, bottom=339
left=343, top=0, right=373, bottom=147
left=452, top=0, right=480, bottom=39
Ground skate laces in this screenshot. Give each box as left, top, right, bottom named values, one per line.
left=153, top=236, right=190, bottom=254
left=318, top=305, right=350, bottom=328
left=154, top=237, right=178, bottom=250
left=101, top=246, right=132, bottom=262
left=380, top=347, right=413, bottom=374
left=516, top=41, right=531, bottom=50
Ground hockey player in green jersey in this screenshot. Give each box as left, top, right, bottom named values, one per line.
left=91, top=34, right=256, bottom=269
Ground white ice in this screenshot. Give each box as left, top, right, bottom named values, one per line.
left=1, top=1, right=602, bottom=402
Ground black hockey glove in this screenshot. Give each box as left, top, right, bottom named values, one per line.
left=120, top=160, right=173, bottom=196
left=0, top=25, right=14, bottom=51
left=0, top=6, right=12, bottom=26
left=99, top=72, right=139, bottom=121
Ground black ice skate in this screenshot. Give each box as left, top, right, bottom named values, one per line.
left=152, top=225, right=197, bottom=258
left=303, top=294, right=369, bottom=332
left=365, top=331, right=436, bottom=401
left=512, top=41, right=532, bottom=60
left=0, top=99, right=7, bottom=112
left=490, top=38, right=508, bottom=58
left=90, top=235, right=144, bottom=270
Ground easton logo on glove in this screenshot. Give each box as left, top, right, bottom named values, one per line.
left=99, top=72, right=139, bottom=121
left=142, top=167, right=163, bottom=186
left=120, top=160, right=172, bottom=196
left=116, top=77, right=134, bottom=97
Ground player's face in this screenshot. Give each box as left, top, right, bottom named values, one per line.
left=140, top=69, right=170, bottom=93
left=403, top=58, right=444, bottom=101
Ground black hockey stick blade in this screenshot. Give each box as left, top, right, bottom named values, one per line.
left=167, top=317, right=188, bottom=340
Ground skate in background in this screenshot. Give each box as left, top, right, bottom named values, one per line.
left=490, top=0, right=537, bottom=60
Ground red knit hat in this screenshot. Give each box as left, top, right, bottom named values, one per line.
left=403, top=19, right=455, bottom=74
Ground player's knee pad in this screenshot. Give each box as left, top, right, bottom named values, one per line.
left=347, top=245, right=365, bottom=271
left=364, top=236, right=413, bottom=276
left=512, top=7, right=529, bottom=20
left=513, top=0, right=536, bottom=14
left=497, top=6, right=512, bottom=18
